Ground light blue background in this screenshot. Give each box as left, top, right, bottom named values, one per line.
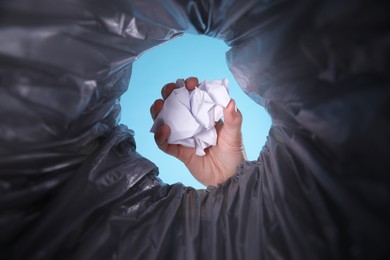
left=121, top=34, right=271, bottom=189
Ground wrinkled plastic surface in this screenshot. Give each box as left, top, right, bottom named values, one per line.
left=0, top=0, right=389, bottom=259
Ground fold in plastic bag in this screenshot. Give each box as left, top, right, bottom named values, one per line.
left=0, top=1, right=389, bottom=260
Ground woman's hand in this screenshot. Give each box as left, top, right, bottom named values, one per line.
left=150, top=77, right=246, bottom=187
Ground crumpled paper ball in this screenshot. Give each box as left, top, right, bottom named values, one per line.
left=151, top=78, right=230, bottom=156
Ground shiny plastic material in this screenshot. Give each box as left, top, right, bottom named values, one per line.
left=0, top=0, right=389, bottom=259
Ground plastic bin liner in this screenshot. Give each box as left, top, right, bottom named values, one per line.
left=0, top=0, right=389, bottom=259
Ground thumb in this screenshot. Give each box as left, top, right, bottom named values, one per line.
left=221, top=99, right=243, bottom=145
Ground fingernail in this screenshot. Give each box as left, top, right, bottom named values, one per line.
left=230, top=99, right=238, bottom=114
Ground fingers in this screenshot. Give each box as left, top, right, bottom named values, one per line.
left=151, top=77, right=198, bottom=121
left=155, top=124, right=181, bottom=158
left=161, top=77, right=199, bottom=101
left=224, top=99, right=242, bottom=125
left=151, top=81, right=176, bottom=121
left=155, top=124, right=171, bottom=150
left=222, top=99, right=243, bottom=144
left=150, top=99, right=164, bottom=120
left=161, top=83, right=176, bottom=99
left=154, top=124, right=194, bottom=164
left=185, top=77, right=199, bottom=91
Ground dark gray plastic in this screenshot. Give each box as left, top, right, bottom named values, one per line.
left=0, top=0, right=389, bottom=259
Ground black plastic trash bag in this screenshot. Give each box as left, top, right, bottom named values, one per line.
left=1, top=0, right=389, bottom=259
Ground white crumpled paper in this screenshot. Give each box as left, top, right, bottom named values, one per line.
left=150, top=78, right=230, bottom=156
